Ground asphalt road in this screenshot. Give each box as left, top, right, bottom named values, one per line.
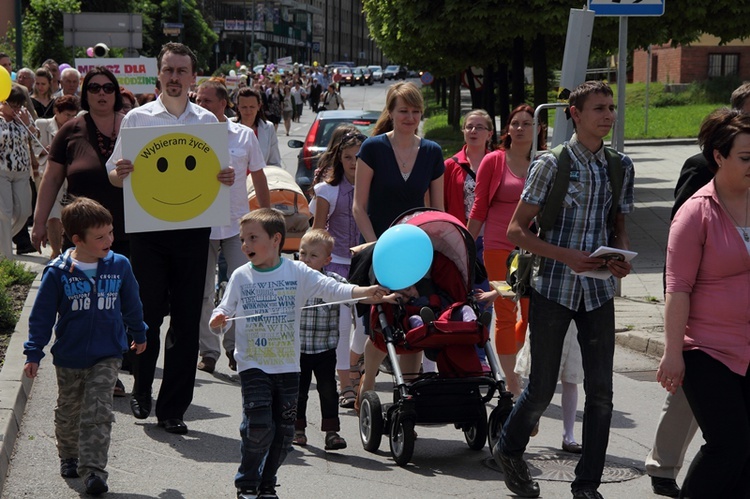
left=2, top=81, right=705, bottom=498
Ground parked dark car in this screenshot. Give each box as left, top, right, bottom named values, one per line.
left=383, top=65, right=407, bottom=80
left=355, top=66, right=374, bottom=85
left=288, top=110, right=380, bottom=195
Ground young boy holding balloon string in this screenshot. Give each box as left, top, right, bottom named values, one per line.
left=209, top=209, right=387, bottom=498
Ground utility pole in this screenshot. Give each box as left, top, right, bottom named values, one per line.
left=15, top=0, right=23, bottom=67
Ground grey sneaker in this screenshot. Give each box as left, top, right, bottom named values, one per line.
left=236, top=487, right=258, bottom=499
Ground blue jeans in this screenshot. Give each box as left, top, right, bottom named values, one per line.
left=499, top=290, right=615, bottom=492
left=236, top=369, right=300, bottom=490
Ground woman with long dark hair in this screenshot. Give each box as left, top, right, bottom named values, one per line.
left=234, top=87, right=281, bottom=166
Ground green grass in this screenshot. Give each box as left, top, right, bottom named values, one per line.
left=424, top=81, right=731, bottom=155
left=0, top=259, right=36, bottom=334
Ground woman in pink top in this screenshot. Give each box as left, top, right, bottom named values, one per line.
left=658, top=108, right=750, bottom=498
left=467, top=104, right=544, bottom=396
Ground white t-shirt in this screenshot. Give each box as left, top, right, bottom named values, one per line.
left=211, top=258, right=355, bottom=374
left=211, top=120, right=266, bottom=240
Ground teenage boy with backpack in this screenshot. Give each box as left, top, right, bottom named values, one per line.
left=496, top=81, right=636, bottom=499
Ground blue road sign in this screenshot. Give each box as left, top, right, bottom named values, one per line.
left=420, top=72, right=434, bottom=85
left=588, top=0, right=665, bottom=16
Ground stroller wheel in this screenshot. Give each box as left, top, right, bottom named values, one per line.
left=464, top=405, right=488, bottom=451
left=488, top=399, right=514, bottom=454
left=359, top=391, right=384, bottom=452
left=390, top=416, right=416, bottom=467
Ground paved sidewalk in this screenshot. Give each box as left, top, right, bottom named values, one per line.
left=0, top=141, right=699, bottom=497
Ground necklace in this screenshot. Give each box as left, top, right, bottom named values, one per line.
left=94, top=115, right=117, bottom=158
left=718, top=190, right=750, bottom=242
left=390, top=136, right=419, bottom=173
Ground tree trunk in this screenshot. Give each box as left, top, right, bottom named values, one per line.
left=497, top=62, right=510, bottom=134
left=532, top=34, right=549, bottom=126
left=511, top=36, right=525, bottom=108
left=482, top=64, right=496, bottom=143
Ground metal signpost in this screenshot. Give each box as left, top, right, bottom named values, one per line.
left=587, top=0, right=665, bottom=151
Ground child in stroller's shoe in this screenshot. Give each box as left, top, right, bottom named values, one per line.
left=384, top=278, right=477, bottom=328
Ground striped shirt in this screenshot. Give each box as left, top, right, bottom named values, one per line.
left=106, top=96, right=218, bottom=173
left=299, top=270, right=348, bottom=354
left=521, top=134, right=635, bottom=311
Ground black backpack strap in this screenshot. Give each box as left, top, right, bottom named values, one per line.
left=452, top=155, right=476, bottom=181
left=603, top=146, right=623, bottom=230
left=538, top=144, right=570, bottom=235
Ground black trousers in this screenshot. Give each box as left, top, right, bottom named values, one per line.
left=681, top=349, right=750, bottom=498
left=129, top=228, right=210, bottom=421
left=296, top=349, right=340, bottom=432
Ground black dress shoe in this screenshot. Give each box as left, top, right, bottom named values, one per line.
left=130, top=393, right=151, bottom=419
left=562, top=440, right=583, bottom=454
left=158, top=418, right=188, bottom=434
left=572, top=489, right=604, bottom=499
left=493, top=446, right=540, bottom=498
left=650, top=476, right=680, bottom=497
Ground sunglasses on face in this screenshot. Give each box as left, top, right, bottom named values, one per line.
left=87, top=83, right=116, bottom=94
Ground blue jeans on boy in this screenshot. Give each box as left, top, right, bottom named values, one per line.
left=236, top=369, right=299, bottom=491
left=498, top=290, right=615, bottom=493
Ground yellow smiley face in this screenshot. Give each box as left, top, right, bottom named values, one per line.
left=132, top=133, right=220, bottom=221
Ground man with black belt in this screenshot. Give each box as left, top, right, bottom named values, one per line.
left=107, top=42, right=235, bottom=435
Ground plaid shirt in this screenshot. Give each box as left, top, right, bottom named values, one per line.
left=521, top=134, right=635, bottom=311
left=299, top=270, right=348, bottom=354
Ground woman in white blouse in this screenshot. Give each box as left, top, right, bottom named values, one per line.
left=235, top=87, right=282, bottom=166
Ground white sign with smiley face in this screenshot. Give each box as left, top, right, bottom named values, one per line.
left=121, top=122, right=230, bottom=233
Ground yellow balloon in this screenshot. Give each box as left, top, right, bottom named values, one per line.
left=0, top=66, right=11, bottom=102
left=313, top=61, right=318, bottom=67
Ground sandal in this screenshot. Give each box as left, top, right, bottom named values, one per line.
left=113, top=378, right=126, bottom=397
left=324, top=431, right=347, bottom=451
left=339, top=386, right=357, bottom=409
left=292, top=430, right=307, bottom=446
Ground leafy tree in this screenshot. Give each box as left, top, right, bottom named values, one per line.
left=140, top=0, right=218, bottom=73
left=22, top=0, right=81, bottom=69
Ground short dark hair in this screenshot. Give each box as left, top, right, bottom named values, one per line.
left=698, top=107, right=750, bottom=172
left=569, top=80, right=613, bottom=111
left=199, top=79, right=229, bottom=104
left=730, top=83, right=750, bottom=110
left=240, top=208, right=286, bottom=255
left=61, top=197, right=113, bottom=242
left=0, top=52, right=9, bottom=61
left=53, top=94, right=80, bottom=113
left=157, top=42, right=198, bottom=73
left=80, top=67, right=123, bottom=112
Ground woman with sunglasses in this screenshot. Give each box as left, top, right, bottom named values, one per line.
left=33, top=67, right=128, bottom=256
left=466, top=104, right=545, bottom=398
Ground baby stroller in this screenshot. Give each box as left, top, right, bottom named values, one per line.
left=247, top=166, right=311, bottom=253
left=356, top=208, right=514, bottom=466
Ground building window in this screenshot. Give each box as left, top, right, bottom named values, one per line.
left=708, top=53, right=739, bottom=77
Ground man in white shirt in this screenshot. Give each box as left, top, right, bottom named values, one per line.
left=194, top=79, right=270, bottom=374
left=107, top=43, right=236, bottom=435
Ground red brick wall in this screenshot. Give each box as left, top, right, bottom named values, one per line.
left=633, top=44, right=750, bottom=83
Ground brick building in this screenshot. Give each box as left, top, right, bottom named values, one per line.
left=633, top=35, right=750, bottom=84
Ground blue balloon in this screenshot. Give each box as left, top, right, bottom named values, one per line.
left=373, top=224, right=433, bottom=290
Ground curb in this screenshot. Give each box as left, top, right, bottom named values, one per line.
left=0, top=274, right=40, bottom=495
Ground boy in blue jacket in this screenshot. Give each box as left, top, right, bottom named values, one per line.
left=23, top=197, right=147, bottom=497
